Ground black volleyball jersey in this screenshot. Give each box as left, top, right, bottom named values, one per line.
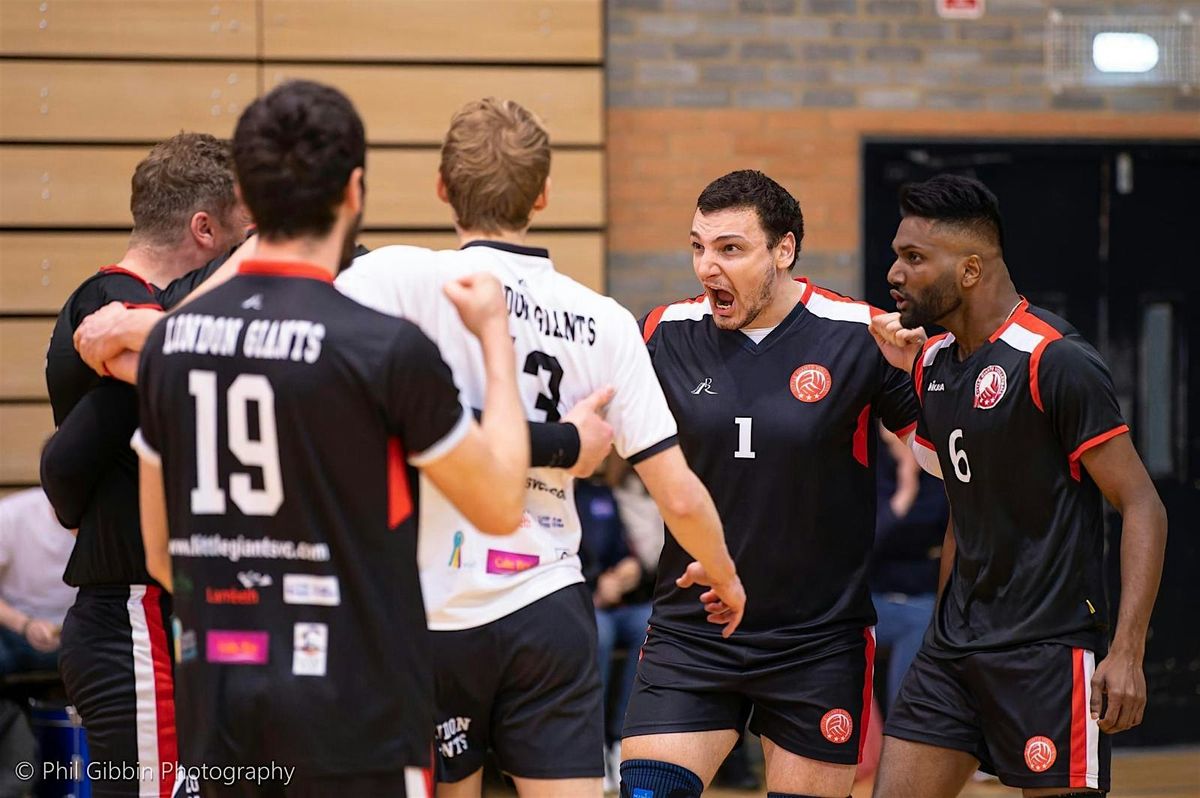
left=641, top=280, right=919, bottom=647
left=44, top=266, right=165, bottom=586
left=133, top=259, right=468, bottom=773
left=910, top=300, right=1128, bottom=656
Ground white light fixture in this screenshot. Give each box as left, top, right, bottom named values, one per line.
left=1092, top=32, right=1160, bottom=73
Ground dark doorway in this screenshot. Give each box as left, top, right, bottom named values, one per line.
left=862, top=140, right=1200, bottom=747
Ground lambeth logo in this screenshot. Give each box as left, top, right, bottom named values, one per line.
left=1024, top=736, right=1057, bottom=772
left=974, top=364, right=1007, bottom=410
left=820, top=708, right=853, bottom=744
left=791, top=364, right=832, bottom=403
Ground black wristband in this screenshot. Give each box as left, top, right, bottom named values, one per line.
left=529, top=421, right=581, bottom=469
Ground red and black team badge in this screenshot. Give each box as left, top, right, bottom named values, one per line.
left=791, top=364, right=832, bottom=403
left=820, top=708, right=853, bottom=744
left=1023, top=736, right=1057, bottom=772
left=973, top=364, right=1007, bottom=409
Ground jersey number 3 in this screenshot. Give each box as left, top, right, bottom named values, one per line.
left=523, top=351, right=563, bottom=422
left=188, top=370, right=284, bottom=516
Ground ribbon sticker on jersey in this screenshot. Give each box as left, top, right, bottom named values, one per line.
left=820, top=708, right=853, bottom=744
left=790, top=364, right=832, bottom=403
left=1024, top=736, right=1057, bottom=772
left=292, top=622, right=328, bottom=677
left=974, top=365, right=1008, bottom=410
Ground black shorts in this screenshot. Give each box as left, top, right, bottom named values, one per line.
left=431, top=583, right=604, bottom=782
left=58, top=585, right=177, bottom=798
left=886, top=642, right=1111, bottom=791
left=623, top=624, right=875, bottom=766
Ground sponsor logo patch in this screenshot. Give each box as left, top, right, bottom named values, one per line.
left=205, top=586, right=260, bottom=605
left=974, top=364, right=1007, bottom=410
left=820, top=708, right=854, bottom=744
left=927, top=380, right=946, bottom=392
left=448, top=530, right=464, bottom=568
left=237, top=570, right=273, bottom=588
left=282, top=574, right=340, bottom=606
left=206, top=630, right=269, bottom=665
left=1024, top=736, right=1057, bottom=772
left=292, top=622, right=328, bottom=677
left=790, top=364, right=832, bottom=403
left=486, top=549, right=539, bottom=575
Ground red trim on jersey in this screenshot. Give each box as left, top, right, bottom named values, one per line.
left=797, top=277, right=815, bottom=304
left=387, top=437, right=413, bottom=528
left=123, top=301, right=164, bottom=311
left=99, top=265, right=156, bottom=295
left=893, top=421, right=917, bottom=441
left=858, top=628, right=876, bottom=763
left=238, top=259, right=334, bottom=283
left=1067, top=424, right=1130, bottom=481
left=986, top=297, right=1030, bottom=343
left=1012, top=311, right=1063, bottom=412
left=141, top=585, right=178, bottom=798
left=805, top=282, right=886, bottom=317
left=852, top=405, right=871, bottom=467
left=1070, top=648, right=1088, bottom=788
left=914, top=434, right=936, bottom=451
left=642, top=304, right=668, bottom=343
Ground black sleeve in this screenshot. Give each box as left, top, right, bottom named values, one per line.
left=875, top=354, right=920, bottom=434
left=156, top=250, right=234, bottom=310
left=1039, top=338, right=1129, bottom=461
left=40, top=380, right=139, bottom=528
left=75, top=272, right=162, bottom=325
left=470, top=408, right=580, bottom=469
left=384, top=323, right=467, bottom=459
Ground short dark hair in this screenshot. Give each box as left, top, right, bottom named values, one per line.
left=696, top=170, right=804, bottom=269
left=232, top=80, right=365, bottom=240
left=130, top=132, right=236, bottom=245
left=898, top=174, right=1004, bottom=251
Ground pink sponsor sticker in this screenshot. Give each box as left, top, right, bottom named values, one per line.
left=206, top=630, right=269, bottom=665
left=486, top=549, right=539, bottom=575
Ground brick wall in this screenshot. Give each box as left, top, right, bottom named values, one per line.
left=604, top=0, right=1200, bottom=315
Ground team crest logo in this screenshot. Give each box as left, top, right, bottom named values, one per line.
left=1024, top=736, right=1057, bottom=772
left=974, top=364, right=1007, bottom=410
left=791, top=364, right=832, bottom=403
left=820, top=708, right=853, bottom=744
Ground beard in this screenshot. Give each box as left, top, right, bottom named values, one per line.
left=900, top=268, right=961, bottom=329
left=715, top=257, right=777, bottom=331
left=336, top=211, right=363, bottom=274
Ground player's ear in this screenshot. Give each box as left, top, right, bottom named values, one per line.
left=190, top=211, right=216, bottom=248
left=530, top=177, right=550, bottom=214
left=344, top=167, right=365, bottom=215
left=960, top=253, right=983, bottom=289
left=774, top=231, right=796, bottom=272
left=436, top=172, right=451, bottom=205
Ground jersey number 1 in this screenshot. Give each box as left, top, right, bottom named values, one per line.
left=734, top=417, right=756, bottom=459
left=189, top=370, right=284, bottom=516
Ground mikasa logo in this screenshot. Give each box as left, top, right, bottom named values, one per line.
left=927, top=381, right=946, bottom=392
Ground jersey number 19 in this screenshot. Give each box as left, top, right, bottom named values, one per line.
left=188, top=370, right=284, bottom=516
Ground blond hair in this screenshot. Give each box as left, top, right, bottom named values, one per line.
left=439, top=98, right=551, bottom=233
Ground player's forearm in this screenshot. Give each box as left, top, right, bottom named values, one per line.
left=1110, top=497, right=1167, bottom=656
left=476, top=322, right=530, bottom=518
left=637, top=455, right=736, bottom=586
left=138, top=458, right=173, bottom=593
left=103, top=350, right=141, bottom=385
left=0, top=599, right=29, bottom=634
left=937, top=517, right=955, bottom=598
left=116, top=308, right=163, bottom=352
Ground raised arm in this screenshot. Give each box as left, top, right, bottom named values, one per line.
left=1080, top=433, right=1167, bottom=734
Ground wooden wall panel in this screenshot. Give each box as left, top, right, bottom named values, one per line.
left=0, top=146, right=143, bottom=226
left=0, top=320, right=53, bottom=399
left=358, top=231, right=604, bottom=292
left=0, top=61, right=257, bottom=141
left=262, top=0, right=602, bottom=63
left=0, top=403, right=54, bottom=484
left=0, top=233, right=128, bottom=313
left=264, top=64, right=603, bottom=146
left=367, top=149, right=604, bottom=228
left=0, top=0, right=257, bottom=58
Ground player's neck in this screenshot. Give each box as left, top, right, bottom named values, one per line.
left=747, top=273, right=805, bottom=329
left=947, top=285, right=1022, bottom=359
left=118, top=242, right=207, bottom=289
left=457, top=227, right=528, bottom=248
left=252, top=237, right=340, bottom=279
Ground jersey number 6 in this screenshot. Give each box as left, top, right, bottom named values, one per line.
left=188, top=370, right=284, bottom=516
left=948, top=428, right=972, bottom=483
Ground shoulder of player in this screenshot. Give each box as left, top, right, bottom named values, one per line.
left=93, top=266, right=160, bottom=304
left=346, top=244, right=442, bottom=280
left=640, top=292, right=709, bottom=343
left=798, top=280, right=882, bottom=329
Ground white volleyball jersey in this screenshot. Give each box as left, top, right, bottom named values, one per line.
left=336, top=241, right=678, bottom=629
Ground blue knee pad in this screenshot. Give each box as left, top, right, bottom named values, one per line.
left=619, top=759, right=703, bottom=798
